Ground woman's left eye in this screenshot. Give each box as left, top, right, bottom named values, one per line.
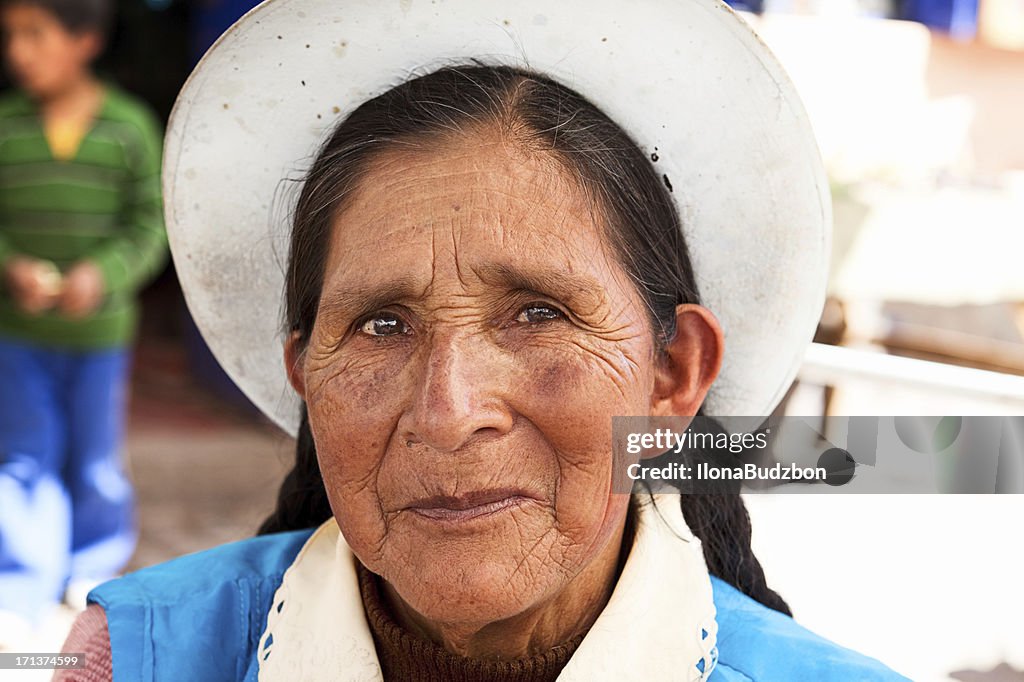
left=515, top=304, right=565, bottom=325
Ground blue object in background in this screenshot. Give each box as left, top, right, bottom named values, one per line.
left=192, top=0, right=263, bottom=61
left=724, top=0, right=764, bottom=11
left=901, top=0, right=979, bottom=39
left=0, top=339, right=135, bottom=624
left=725, top=0, right=979, bottom=39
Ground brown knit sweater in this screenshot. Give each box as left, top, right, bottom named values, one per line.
left=58, top=568, right=583, bottom=682
left=357, top=563, right=583, bottom=682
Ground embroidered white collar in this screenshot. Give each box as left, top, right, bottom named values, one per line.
left=257, top=493, right=718, bottom=681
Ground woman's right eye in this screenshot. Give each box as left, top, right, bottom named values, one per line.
left=358, top=312, right=409, bottom=337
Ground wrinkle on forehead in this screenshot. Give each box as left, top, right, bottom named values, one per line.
left=334, top=128, right=593, bottom=244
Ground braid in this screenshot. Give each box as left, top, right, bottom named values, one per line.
left=681, top=495, right=791, bottom=616
left=257, top=411, right=332, bottom=535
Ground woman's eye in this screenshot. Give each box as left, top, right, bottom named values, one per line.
left=516, top=305, right=564, bottom=325
left=359, top=312, right=409, bottom=337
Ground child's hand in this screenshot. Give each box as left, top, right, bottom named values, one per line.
left=59, top=261, right=105, bottom=318
left=4, top=257, right=63, bottom=314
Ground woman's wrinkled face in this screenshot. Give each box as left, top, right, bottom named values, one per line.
left=297, top=128, right=662, bottom=626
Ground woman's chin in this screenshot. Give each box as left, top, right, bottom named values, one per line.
left=379, top=543, right=566, bottom=627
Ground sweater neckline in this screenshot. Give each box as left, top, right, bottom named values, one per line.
left=357, top=562, right=584, bottom=682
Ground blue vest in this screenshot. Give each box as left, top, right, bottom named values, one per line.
left=90, top=531, right=908, bottom=681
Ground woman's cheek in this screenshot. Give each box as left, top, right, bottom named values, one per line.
left=306, top=329, right=415, bottom=406
left=304, top=346, right=413, bottom=557
left=510, top=337, right=649, bottom=544
left=513, top=333, right=651, bottom=445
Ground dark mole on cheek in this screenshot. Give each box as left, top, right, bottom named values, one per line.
left=452, top=203, right=461, bottom=212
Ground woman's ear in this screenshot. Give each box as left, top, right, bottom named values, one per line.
left=283, top=331, right=307, bottom=398
left=651, top=304, right=724, bottom=417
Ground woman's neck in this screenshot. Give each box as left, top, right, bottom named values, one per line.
left=379, top=512, right=633, bottom=660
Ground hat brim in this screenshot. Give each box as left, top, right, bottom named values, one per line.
left=164, top=0, right=830, bottom=436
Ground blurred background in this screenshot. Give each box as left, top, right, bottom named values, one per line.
left=2, top=1, right=1023, bottom=680
left=731, top=8, right=1024, bottom=681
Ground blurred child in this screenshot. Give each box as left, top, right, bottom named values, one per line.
left=0, top=0, right=166, bottom=645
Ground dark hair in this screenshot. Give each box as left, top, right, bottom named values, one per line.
left=0, top=0, right=113, bottom=36
left=260, top=64, right=791, bottom=617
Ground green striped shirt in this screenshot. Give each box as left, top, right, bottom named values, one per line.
left=0, top=84, right=167, bottom=350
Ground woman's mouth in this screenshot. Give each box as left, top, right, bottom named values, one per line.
left=406, top=489, right=536, bottom=523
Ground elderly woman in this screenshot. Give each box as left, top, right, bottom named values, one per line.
left=58, top=1, right=907, bottom=680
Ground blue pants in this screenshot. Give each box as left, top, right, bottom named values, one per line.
left=0, top=338, right=135, bottom=624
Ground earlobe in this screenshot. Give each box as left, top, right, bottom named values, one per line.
left=651, top=305, right=724, bottom=417
left=283, top=331, right=307, bottom=398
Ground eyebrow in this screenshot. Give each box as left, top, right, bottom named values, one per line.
left=315, top=263, right=608, bottom=324
left=471, top=263, right=606, bottom=312
left=316, top=276, right=423, bottom=324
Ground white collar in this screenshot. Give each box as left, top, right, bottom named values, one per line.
left=257, top=494, right=718, bottom=681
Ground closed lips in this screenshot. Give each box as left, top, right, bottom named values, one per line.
left=406, top=490, right=538, bottom=521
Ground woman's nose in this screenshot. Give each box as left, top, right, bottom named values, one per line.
left=399, top=333, right=514, bottom=453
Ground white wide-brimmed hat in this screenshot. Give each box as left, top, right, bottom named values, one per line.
left=164, top=0, right=830, bottom=436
